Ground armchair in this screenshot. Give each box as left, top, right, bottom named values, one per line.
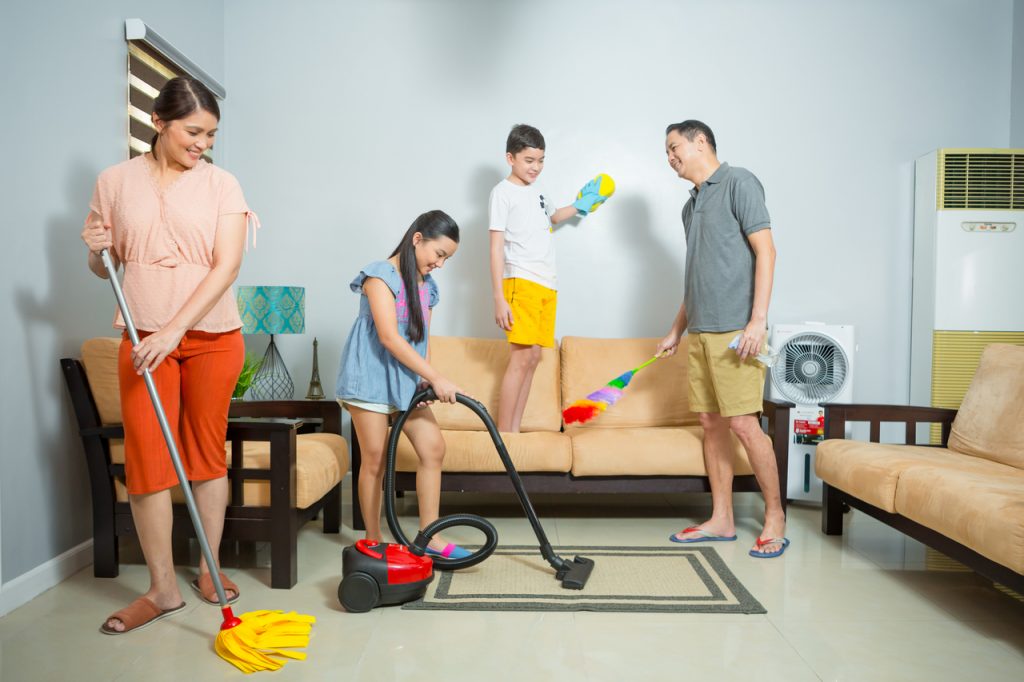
left=61, top=337, right=349, bottom=589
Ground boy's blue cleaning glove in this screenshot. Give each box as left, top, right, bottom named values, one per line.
left=573, top=173, right=616, bottom=216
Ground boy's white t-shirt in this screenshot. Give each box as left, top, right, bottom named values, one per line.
left=488, top=178, right=557, bottom=290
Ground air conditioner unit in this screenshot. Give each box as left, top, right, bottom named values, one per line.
left=768, top=322, right=855, bottom=503
left=911, top=149, right=1024, bottom=438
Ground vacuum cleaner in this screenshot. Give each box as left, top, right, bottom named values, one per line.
left=338, top=387, right=595, bottom=612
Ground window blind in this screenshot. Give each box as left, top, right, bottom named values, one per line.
left=126, top=41, right=214, bottom=162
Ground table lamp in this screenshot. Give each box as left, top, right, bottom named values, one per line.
left=236, top=285, right=305, bottom=400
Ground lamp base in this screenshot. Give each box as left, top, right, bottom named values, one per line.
left=249, top=335, right=294, bottom=400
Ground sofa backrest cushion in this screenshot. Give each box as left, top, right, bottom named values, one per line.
left=80, top=337, right=122, bottom=424
left=560, top=336, right=697, bottom=428
left=428, top=336, right=561, bottom=432
left=948, top=343, right=1024, bottom=469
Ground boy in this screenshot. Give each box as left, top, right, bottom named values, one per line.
left=489, top=124, right=606, bottom=432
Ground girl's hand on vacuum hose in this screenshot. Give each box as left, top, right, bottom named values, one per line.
left=132, top=327, right=185, bottom=374
left=430, top=376, right=463, bottom=404
left=414, top=381, right=435, bottom=407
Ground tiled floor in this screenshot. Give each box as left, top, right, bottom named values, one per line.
left=2, top=490, right=1022, bottom=681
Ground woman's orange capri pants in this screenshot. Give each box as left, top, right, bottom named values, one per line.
left=118, top=329, right=244, bottom=495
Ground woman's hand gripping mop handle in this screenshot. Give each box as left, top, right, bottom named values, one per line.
left=99, top=249, right=241, bottom=628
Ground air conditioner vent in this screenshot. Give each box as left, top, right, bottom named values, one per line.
left=938, top=150, right=1024, bottom=210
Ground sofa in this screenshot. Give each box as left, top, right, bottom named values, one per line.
left=350, top=335, right=792, bottom=531
left=62, top=337, right=350, bottom=588
left=817, top=343, right=1024, bottom=592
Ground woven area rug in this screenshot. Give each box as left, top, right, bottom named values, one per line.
left=402, top=545, right=765, bottom=614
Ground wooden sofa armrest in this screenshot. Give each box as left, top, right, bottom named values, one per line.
left=761, top=397, right=794, bottom=439
left=80, top=425, right=125, bottom=438
left=227, top=417, right=302, bottom=434
left=762, top=397, right=794, bottom=416
left=230, top=399, right=342, bottom=435
left=823, top=403, right=959, bottom=446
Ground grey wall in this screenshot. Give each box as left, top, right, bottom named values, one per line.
left=222, top=0, right=1015, bottom=417
left=1013, top=0, right=1024, bottom=146
left=3, top=0, right=1021, bottom=593
left=1, top=1, right=224, bottom=585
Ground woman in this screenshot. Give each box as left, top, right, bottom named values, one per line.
left=81, top=76, right=254, bottom=634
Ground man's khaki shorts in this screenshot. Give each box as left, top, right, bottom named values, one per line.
left=688, top=330, right=767, bottom=417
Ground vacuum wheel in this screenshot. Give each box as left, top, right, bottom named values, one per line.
left=339, top=572, right=380, bottom=613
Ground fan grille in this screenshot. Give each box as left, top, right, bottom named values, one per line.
left=770, top=332, right=850, bottom=404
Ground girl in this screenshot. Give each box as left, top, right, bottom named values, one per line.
left=336, top=210, right=469, bottom=559
left=82, top=76, right=252, bottom=633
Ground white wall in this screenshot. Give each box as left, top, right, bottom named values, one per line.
left=1, top=0, right=224, bottom=605
left=1013, top=0, right=1024, bottom=146
left=3, top=0, right=1020, bottom=609
left=223, top=0, right=1015, bottom=411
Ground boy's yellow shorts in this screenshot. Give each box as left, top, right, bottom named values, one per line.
left=688, top=330, right=768, bottom=417
left=503, top=278, right=557, bottom=348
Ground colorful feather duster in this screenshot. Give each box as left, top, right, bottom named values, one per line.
left=563, top=355, right=662, bottom=424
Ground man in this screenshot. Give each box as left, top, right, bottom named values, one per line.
left=656, top=120, right=788, bottom=558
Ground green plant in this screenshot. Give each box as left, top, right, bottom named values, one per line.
left=233, top=353, right=263, bottom=399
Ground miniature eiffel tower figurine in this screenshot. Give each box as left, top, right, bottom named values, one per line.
left=305, top=337, right=325, bottom=400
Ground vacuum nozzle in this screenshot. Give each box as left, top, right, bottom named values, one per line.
left=556, top=556, right=595, bottom=590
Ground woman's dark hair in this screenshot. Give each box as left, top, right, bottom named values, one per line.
left=150, top=76, right=220, bottom=159
left=389, top=210, right=460, bottom=343
left=665, top=119, right=717, bottom=153
left=506, top=123, right=545, bottom=155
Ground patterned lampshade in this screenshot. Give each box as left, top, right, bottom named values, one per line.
left=236, top=286, right=305, bottom=335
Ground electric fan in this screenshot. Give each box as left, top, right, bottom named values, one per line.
left=770, top=331, right=851, bottom=405
left=768, top=324, right=856, bottom=502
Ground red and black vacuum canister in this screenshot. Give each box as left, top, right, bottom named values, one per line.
left=339, top=539, right=435, bottom=613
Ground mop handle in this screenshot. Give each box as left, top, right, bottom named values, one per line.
left=99, top=249, right=231, bottom=609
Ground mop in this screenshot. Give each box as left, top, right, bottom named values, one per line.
left=99, top=249, right=314, bottom=673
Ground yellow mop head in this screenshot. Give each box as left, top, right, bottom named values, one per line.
left=215, top=609, right=316, bottom=674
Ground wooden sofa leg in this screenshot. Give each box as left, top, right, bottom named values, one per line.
left=93, top=529, right=119, bottom=578
left=270, top=523, right=299, bottom=589
left=323, top=484, right=341, bottom=534
left=351, top=482, right=365, bottom=531
left=822, top=482, right=844, bottom=535
left=350, top=429, right=365, bottom=531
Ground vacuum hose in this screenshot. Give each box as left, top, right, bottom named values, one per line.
left=383, top=388, right=499, bottom=570
left=383, top=387, right=595, bottom=589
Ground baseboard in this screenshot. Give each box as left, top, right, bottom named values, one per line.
left=0, top=540, right=93, bottom=617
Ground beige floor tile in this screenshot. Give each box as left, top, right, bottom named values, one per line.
left=1, top=492, right=1021, bottom=680
left=777, top=618, right=1024, bottom=681
left=573, top=616, right=818, bottom=681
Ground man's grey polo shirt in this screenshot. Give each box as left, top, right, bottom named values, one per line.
left=681, top=162, right=771, bottom=333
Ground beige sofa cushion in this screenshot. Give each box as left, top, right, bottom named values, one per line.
left=395, top=430, right=571, bottom=473
left=815, top=441, right=983, bottom=512
left=111, top=433, right=348, bottom=508
left=894, top=464, right=1024, bottom=574
left=570, top=427, right=758, bottom=477
left=427, top=336, right=561, bottom=432
left=561, top=336, right=697, bottom=429
left=948, top=343, right=1024, bottom=470
left=80, top=337, right=122, bottom=424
